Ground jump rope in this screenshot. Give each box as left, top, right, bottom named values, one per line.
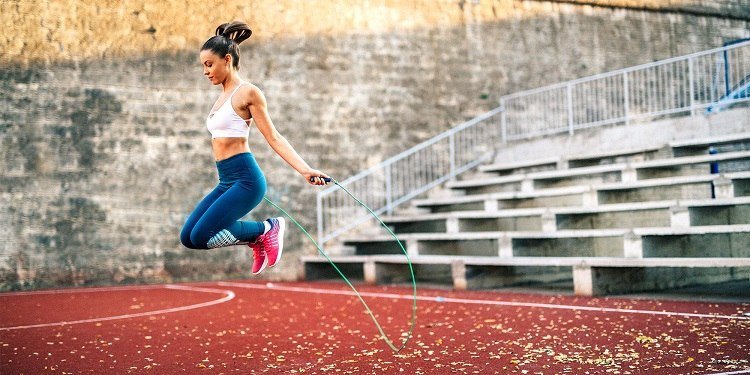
left=262, top=177, right=417, bottom=352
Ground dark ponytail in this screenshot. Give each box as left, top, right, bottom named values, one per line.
left=201, top=21, right=252, bottom=70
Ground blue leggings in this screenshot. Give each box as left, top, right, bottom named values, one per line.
left=180, top=152, right=267, bottom=249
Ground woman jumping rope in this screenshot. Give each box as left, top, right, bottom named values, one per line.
left=180, top=21, right=330, bottom=275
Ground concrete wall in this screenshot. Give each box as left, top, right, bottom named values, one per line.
left=549, top=0, right=750, bottom=19
left=550, top=0, right=750, bottom=19
left=4, top=1, right=747, bottom=66
left=1, top=0, right=749, bottom=290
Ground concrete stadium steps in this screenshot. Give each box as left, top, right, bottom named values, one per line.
left=342, top=230, right=627, bottom=257
left=477, top=157, right=560, bottom=176
left=669, top=133, right=750, bottom=174
left=556, top=198, right=750, bottom=229
left=595, top=175, right=718, bottom=204
left=304, top=133, right=750, bottom=296
left=414, top=173, right=748, bottom=212
left=384, top=198, right=750, bottom=233
left=597, top=172, right=749, bottom=204
left=523, top=164, right=624, bottom=190
left=633, top=225, right=750, bottom=258
left=633, top=150, right=750, bottom=179
left=670, top=132, right=750, bottom=157
left=340, top=225, right=750, bottom=259
left=448, top=150, right=750, bottom=194
left=413, top=185, right=593, bottom=212
left=686, top=197, right=750, bottom=226
left=554, top=201, right=676, bottom=230
left=383, top=208, right=549, bottom=234
left=301, top=255, right=750, bottom=296
left=732, top=171, right=750, bottom=196
left=447, top=175, right=527, bottom=194
left=477, top=146, right=664, bottom=176
left=454, top=164, right=624, bottom=194
left=562, top=146, right=666, bottom=168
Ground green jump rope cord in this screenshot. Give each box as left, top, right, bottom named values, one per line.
left=263, top=179, right=417, bottom=353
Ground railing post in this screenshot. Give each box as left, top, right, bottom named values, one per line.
left=500, top=99, right=507, bottom=143
left=449, top=132, right=456, bottom=177
left=566, top=83, right=574, bottom=135
left=316, top=192, right=324, bottom=249
left=385, top=163, right=393, bottom=215
left=623, top=71, right=629, bottom=125
left=688, top=56, right=695, bottom=117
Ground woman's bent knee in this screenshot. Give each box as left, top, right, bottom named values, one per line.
left=180, top=226, right=203, bottom=249
left=189, top=230, right=211, bottom=250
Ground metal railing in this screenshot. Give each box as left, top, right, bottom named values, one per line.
left=317, top=107, right=504, bottom=244
left=501, top=40, right=750, bottom=140
left=317, top=40, right=750, bottom=246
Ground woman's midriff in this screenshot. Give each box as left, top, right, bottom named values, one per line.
left=212, top=137, right=251, bottom=161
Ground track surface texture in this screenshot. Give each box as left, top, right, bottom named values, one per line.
left=1, top=281, right=749, bottom=374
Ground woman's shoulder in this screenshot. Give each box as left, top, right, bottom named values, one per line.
left=239, top=81, right=262, bottom=92
left=237, top=81, right=263, bottom=98
left=237, top=82, right=267, bottom=104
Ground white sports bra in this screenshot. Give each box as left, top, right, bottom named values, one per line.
left=206, top=82, right=252, bottom=138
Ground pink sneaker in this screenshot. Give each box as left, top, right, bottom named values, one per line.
left=249, top=239, right=268, bottom=275
left=264, top=217, right=285, bottom=268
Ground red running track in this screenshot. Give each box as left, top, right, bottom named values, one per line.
left=1, top=280, right=749, bottom=374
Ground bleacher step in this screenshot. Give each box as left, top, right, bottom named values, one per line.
left=302, top=255, right=750, bottom=296
left=449, top=151, right=750, bottom=193
left=670, top=132, right=750, bottom=156
left=341, top=225, right=750, bottom=258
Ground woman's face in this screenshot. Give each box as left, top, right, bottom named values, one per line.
left=200, top=50, right=231, bottom=85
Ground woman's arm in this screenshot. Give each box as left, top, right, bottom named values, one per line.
left=245, top=85, right=330, bottom=186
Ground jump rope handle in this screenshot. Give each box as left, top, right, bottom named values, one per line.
left=310, top=176, right=333, bottom=183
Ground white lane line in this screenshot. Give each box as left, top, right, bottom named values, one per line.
left=0, top=285, right=235, bottom=331
left=218, top=282, right=750, bottom=321
left=707, top=370, right=750, bottom=375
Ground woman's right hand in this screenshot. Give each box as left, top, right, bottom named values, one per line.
left=303, top=169, right=331, bottom=186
